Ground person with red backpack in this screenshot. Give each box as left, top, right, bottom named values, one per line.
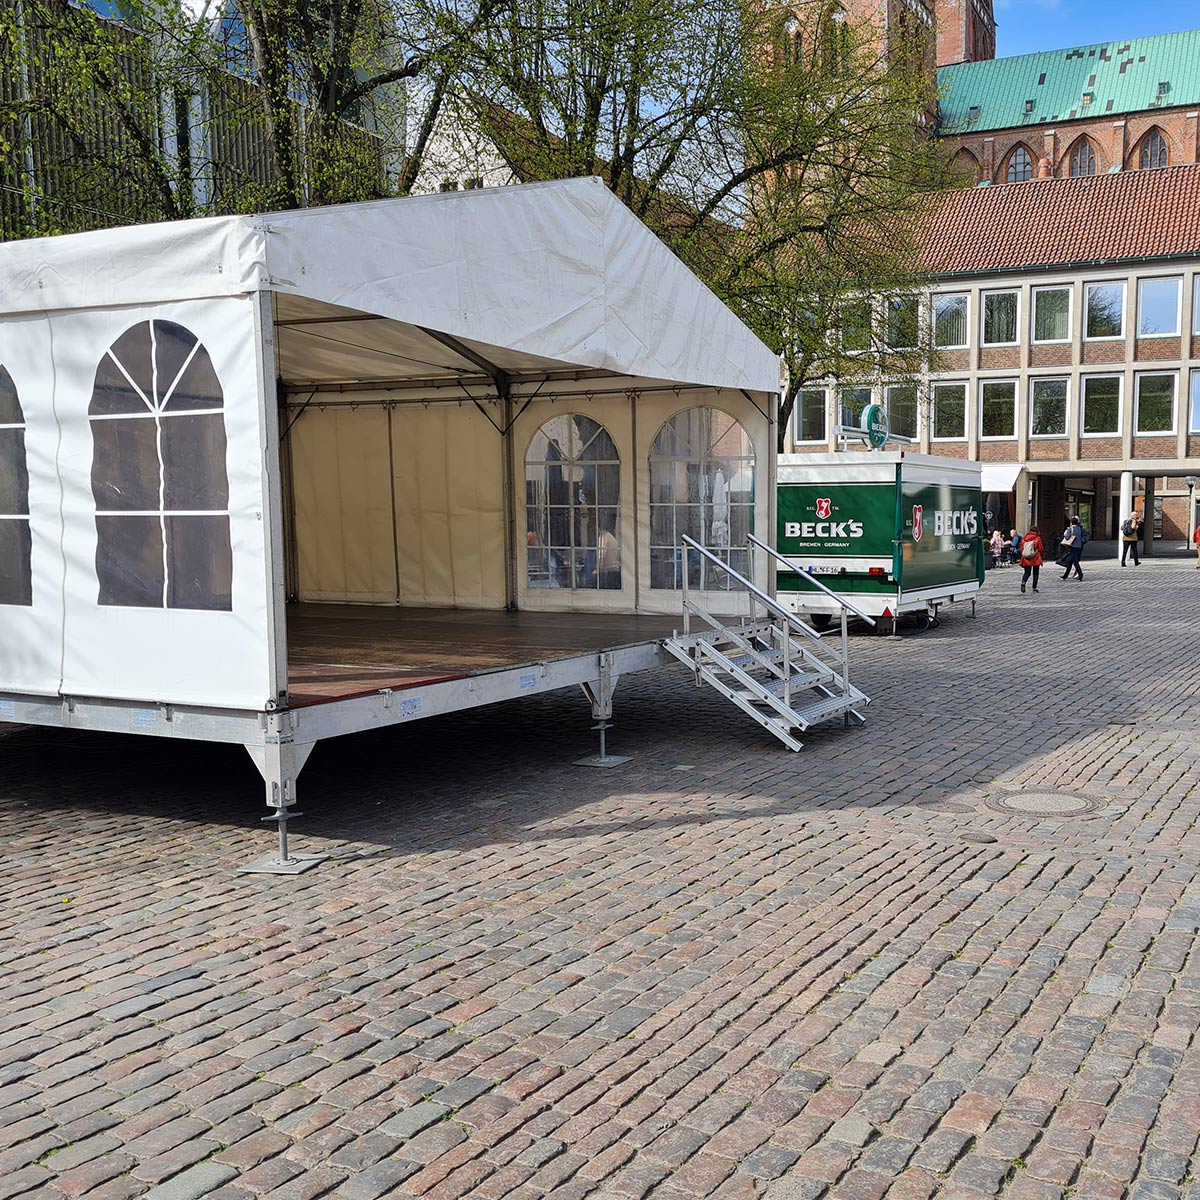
left=1019, top=525, right=1044, bottom=594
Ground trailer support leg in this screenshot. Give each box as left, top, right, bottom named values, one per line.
left=575, top=653, right=631, bottom=767
left=240, top=741, right=327, bottom=874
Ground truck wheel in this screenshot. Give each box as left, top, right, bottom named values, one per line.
left=810, top=614, right=832, bottom=631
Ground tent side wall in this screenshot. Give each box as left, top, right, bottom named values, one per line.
left=0, top=296, right=281, bottom=712
left=283, top=384, right=773, bottom=617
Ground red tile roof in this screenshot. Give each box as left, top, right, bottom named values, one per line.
left=917, top=164, right=1200, bottom=277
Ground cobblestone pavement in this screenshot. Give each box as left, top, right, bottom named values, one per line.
left=3, top=556, right=1200, bottom=1200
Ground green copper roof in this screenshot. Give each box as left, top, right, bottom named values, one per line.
left=937, top=28, right=1200, bottom=135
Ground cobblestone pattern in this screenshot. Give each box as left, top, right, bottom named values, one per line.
left=1, top=558, right=1199, bottom=1199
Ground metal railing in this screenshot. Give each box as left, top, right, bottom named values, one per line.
left=746, top=533, right=875, bottom=708
left=679, top=535, right=866, bottom=713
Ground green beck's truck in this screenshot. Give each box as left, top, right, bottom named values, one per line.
left=774, top=452, right=985, bottom=633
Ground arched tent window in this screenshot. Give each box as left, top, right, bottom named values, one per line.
left=525, top=414, right=620, bottom=590
left=1069, top=138, right=1097, bottom=177
left=89, top=320, right=232, bottom=610
left=0, top=366, right=32, bottom=606
left=650, top=407, right=756, bottom=590
left=1006, top=146, right=1033, bottom=183
left=1139, top=128, right=1169, bottom=170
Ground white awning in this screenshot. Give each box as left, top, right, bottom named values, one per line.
left=981, top=464, right=1023, bottom=493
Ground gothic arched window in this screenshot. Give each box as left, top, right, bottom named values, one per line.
left=650, top=407, right=756, bottom=590
left=783, top=16, right=803, bottom=70
left=1140, top=129, right=1168, bottom=170
left=525, top=414, right=621, bottom=590
left=0, top=366, right=32, bottom=606
left=1069, top=139, right=1097, bottom=177
left=1006, top=146, right=1033, bottom=183
left=89, top=320, right=232, bottom=610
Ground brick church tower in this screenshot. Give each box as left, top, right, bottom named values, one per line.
left=935, top=0, right=996, bottom=67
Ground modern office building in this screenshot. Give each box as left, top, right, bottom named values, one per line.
left=785, top=166, right=1200, bottom=548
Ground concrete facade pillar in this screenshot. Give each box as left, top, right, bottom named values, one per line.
left=1143, top=476, right=1156, bottom=557
left=1118, top=471, right=1133, bottom=561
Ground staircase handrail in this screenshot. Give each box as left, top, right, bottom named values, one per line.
left=747, top=533, right=877, bottom=627
left=679, top=535, right=822, bottom=643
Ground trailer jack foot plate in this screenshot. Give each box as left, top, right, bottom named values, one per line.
left=573, top=754, right=632, bottom=768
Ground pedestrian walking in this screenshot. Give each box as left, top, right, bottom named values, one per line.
left=1059, top=516, right=1086, bottom=580
left=1121, top=512, right=1142, bottom=566
left=1193, top=520, right=1200, bottom=569
left=1019, top=525, right=1044, bottom=593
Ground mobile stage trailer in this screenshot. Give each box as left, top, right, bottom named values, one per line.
left=774, top=453, right=985, bottom=634
left=0, top=177, right=814, bottom=869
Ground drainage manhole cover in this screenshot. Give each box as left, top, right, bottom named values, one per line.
left=984, top=792, right=1099, bottom=818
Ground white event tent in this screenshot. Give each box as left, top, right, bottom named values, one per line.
left=0, top=177, right=780, bottom=866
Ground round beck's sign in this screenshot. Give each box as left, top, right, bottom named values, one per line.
left=861, top=403, right=889, bottom=448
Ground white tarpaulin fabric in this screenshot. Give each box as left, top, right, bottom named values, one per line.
left=981, top=464, right=1023, bottom=493
left=0, top=178, right=777, bottom=394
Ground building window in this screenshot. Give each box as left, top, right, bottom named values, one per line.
left=841, top=298, right=872, bottom=353
left=1081, top=375, right=1121, bottom=435
left=795, top=389, right=827, bottom=443
left=885, top=295, right=920, bottom=350
left=982, top=290, right=1018, bottom=346
left=525, top=414, right=621, bottom=591
left=1139, top=129, right=1169, bottom=170
left=980, top=381, right=1016, bottom=439
left=884, top=384, right=919, bottom=440
left=823, top=6, right=849, bottom=74
left=0, top=365, right=32, bottom=606
left=649, top=407, right=755, bottom=590
left=838, top=386, right=873, bottom=429
left=1032, top=286, right=1071, bottom=343
left=932, top=382, right=966, bottom=440
left=1137, top=277, right=1181, bottom=337
left=1006, top=147, right=1033, bottom=183
left=1134, top=373, right=1176, bottom=434
left=1030, top=378, right=1068, bottom=437
left=933, top=294, right=968, bottom=349
left=782, top=16, right=803, bottom=68
left=1190, top=371, right=1200, bottom=433
left=1069, top=140, right=1097, bottom=177
left=90, top=320, right=232, bottom=610
left=1084, top=282, right=1125, bottom=340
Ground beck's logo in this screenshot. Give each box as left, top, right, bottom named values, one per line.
left=816, top=497, right=832, bottom=519
left=912, top=505, right=923, bottom=542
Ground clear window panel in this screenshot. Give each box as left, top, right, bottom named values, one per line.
left=165, top=515, right=233, bottom=610
left=885, top=295, right=919, bottom=349
left=162, top=414, right=229, bottom=511
left=1138, top=279, right=1180, bottom=337
left=1192, top=373, right=1200, bottom=433
left=0, top=520, right=32, bottom=606
left=932, top=384, right=966, bottom=439
left=0, top=428, right=29, bottom=515
left=1033, top=289, right=1070, bottom=342
left=842, top=299, right=872, bottom=352
left=983, top=292, right=1017, bottom=344
left=886, top=385, right=918, bottom=439
left=162, top=346, right=223, bottom=411
left=1082, top=377, right=1120, bottom=434
left=981, top=382, right=1016, bottom=438
left=1030, top=378, right=1068, bottom=436
left=1086, top=284, right=1124, bottom=339
left=0, top=366, right=21, bottom=424
left=96, top=515, right=164, bottom=607
left=839, top=387, right=872, bottom=428
left=796, top=389, right=826, bottom=442
left=90, top=417, right=161, bottom=511
left=934, top=295, right=967, bottom=347
left=1136, top=375, right=1175, bottom=433
left=90, top=325, right=154, bottom=414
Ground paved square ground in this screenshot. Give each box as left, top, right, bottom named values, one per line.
left=2, top=555, right=1199, bottom=1200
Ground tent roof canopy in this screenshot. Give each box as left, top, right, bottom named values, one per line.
left=0, top=177, right=779, bottom=395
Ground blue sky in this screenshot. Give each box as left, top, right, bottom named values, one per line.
left=995, top=0, right=1199, bottom=57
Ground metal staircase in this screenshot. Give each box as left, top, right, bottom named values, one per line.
left=663, top=535, right=871, bottom=752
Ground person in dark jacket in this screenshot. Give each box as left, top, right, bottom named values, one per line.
left=1060, top=516, right=1085, bottom=581
left=1121, top=512, right=1142, bottom=565
left=1019, top=525, right=1044, bottom=593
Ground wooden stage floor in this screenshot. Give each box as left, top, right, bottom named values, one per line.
left=286, top=604, right=678, bottom=706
